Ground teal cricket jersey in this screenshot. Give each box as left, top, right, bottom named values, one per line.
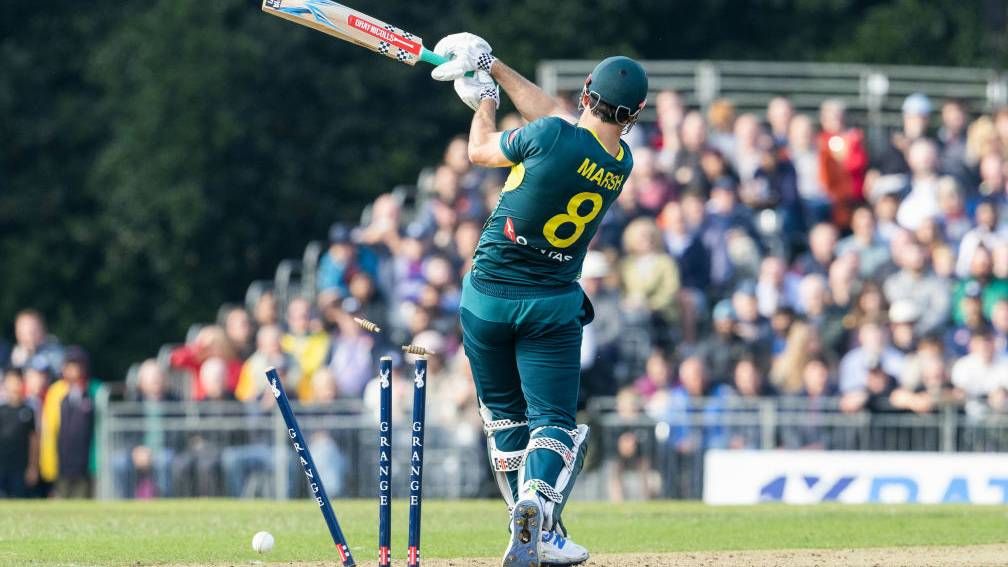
left=472, top=116, right=634, bottom=287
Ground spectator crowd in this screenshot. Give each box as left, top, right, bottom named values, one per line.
left=4, top=88, right=1008, bottom=500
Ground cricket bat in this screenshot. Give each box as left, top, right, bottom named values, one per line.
left=262, top=0, right=450, bottom=69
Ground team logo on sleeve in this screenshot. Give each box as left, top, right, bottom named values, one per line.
left=504, top=217, right=517, bottom=242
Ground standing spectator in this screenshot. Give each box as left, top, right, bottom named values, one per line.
left=788, top=114, right=830, bottom=223
left=835, top=206, right=891, bottom=279
left=818, top=99, right=868, bottom=227
left=700, top=179, right=763, bottom=295
left=8, top=310, right=63, bottom=375
left=665, top=356, right=731, bottom=453
left=222, top=306, right=255, bottom=360
left=234, top=325, right=301, bottom=403
left=282, top=297, right=331, bottom=401
left=659, top=200, right=710, bottom=293
left=653, top=90, right=685, bottom=165
left=937, top=99, right=971, bottom=183
left=608, top=389, right=660, bottom=501
left=113, top=361, right=176, bottom=499
left=40, top=347, right=98, bottom=498
left=766, top=96, right=795, bottom=148
left=0, top=369, right=38, bottom=498
left=875, top=93, right=934, bottom=175
left=317, top=223, right=377, bottom=297
left=707, top=98, right=737, bottom=159
left=580, top=251, right=624, bottom=400
left=896, top=139, right=942, bottom=230
left=882, top=241, right=950, bottom=336
left=169, top=325, right=241, bottom=400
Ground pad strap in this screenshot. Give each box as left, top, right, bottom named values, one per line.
left=491, top=448, right=524, bottom=472
left=522, top=478, right=564, bottom=504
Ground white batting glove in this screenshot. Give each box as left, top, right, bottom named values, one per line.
left=431, top=32, right=495, bottom=81
left=454, top=70, right=499, bottom=111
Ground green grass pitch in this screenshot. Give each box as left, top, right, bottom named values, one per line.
left=1, top=499, right=1007, bottom=566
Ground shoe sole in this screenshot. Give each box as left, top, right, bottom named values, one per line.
left=502, top=501, right=541, bottom=567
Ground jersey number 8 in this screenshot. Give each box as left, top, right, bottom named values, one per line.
left=543, top=192, right=604, bottom=248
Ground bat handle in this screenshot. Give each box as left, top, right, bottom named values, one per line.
left=419, top=48, right=475, bottom=77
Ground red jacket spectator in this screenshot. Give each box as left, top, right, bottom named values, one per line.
left=169, top=325, right=241, bottom=400
left=818, top=99, right=868, bottom=228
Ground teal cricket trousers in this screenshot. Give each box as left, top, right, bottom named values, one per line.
left=459, top=270, right=593, bottom=507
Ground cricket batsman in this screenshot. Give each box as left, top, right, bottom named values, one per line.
left=430, top=34, right=648, bottom=567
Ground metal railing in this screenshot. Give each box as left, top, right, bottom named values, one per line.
left=537, top=59, right=1008, bottom=128
left=94, top=397, right=1008, bottom=501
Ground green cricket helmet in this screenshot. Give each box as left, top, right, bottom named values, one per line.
left=580, top=56, right=649, bottom=133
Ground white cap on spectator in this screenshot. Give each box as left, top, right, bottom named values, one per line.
left=582, top=251, right=610, bottom=279
left=902, top=93, right=932, bottom=116
left=412, top=330, right=445, bottom=355
left=889, top=300, right=921, bottom=324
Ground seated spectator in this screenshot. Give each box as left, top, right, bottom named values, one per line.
left=580, top=251, right=624, bottom=398
left=882, top=241, right=950, bottom=336
left=780, top=356, right=836, bottom=449
left=838, top=322, right=904, bottom=393
left=827, top=252, right=859, bottom=310
left=327, top=309, right=376, bottom=398
left=253, top=290, right=279, bottom=328
left=896, top=139, right=942, bottom=230
left=727, top=358, right=773, bottom=449
left=343, top=271, right=389, bottom=336
left=755, top=256, right=799, bottom=318
left=40, top=347, right=98, bottom=498
left=731, top=283, right=773, bottom=367
left=707, top=98, right=737, bottom=160
left=700, top=179, right=764, bottom=294
left=839, top=357, right=899, bottom=413
left=951, top=246, right=1008, bottom=324
left=633, top=348, right=674, bottom=416
left=114, top=360, right=176, bottom=499
left=835, top=206, right=890, bottom=279
left=947, top=283, right=993, bottom=357
left=317, top=223, right=378, bottom=297
left=796, top=274, right=847, bottom=358
left=792, top=222, right=837, bottom=277
left=936, top=176, right=972, bottom=246
left=695, top=300, right=748, bottom=385
left=974, top=153, right=1007, bottom=208
left=664, top=356, right=731, bottom=453
left=620, top=218, right=680, bottom=330
left=842, top=281, right=888, bottom=332
left=888, top=301, right=920, bottom=355
left=222, top=306, right=254, bottom=360
left=235, top=325, right=301, bottom=404
left=770, top=320, right=815, bottom=394
left=769, top=306, right=797, bottom=355
left=993, top=299, right=1008, bottom=355
left=891, top=347, right=963, bottom=414
left=282, top=297, right=331, bottom=401
left=658, top=201, right=710, bottom=310
left=630, top=147, right=674, bottom=215
left=9, top=310, right=63, bottom=376
left=818, top=98, right=867, bottom=227
left=0, top=369, right=38, bottom=498
left=951, top=329, right=1008, bottom=409
left=170, top=325, right=241, bottom=400
left=608, top=388, right=661, bottom=501
left=956, top=202, right=1007, bottom=278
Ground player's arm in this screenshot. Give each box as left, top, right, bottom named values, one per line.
left=468, top=99, right=512, bottom=168
left=489, top=60, right=571, bottom=123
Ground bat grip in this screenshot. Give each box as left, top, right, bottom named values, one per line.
left=419, top=48, right=475, bottom=77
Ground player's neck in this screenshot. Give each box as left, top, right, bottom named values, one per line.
left=577, top=112, right=622, bottom=158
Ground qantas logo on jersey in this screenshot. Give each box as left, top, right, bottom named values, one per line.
left=502, top=217, right=573, bottom=262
